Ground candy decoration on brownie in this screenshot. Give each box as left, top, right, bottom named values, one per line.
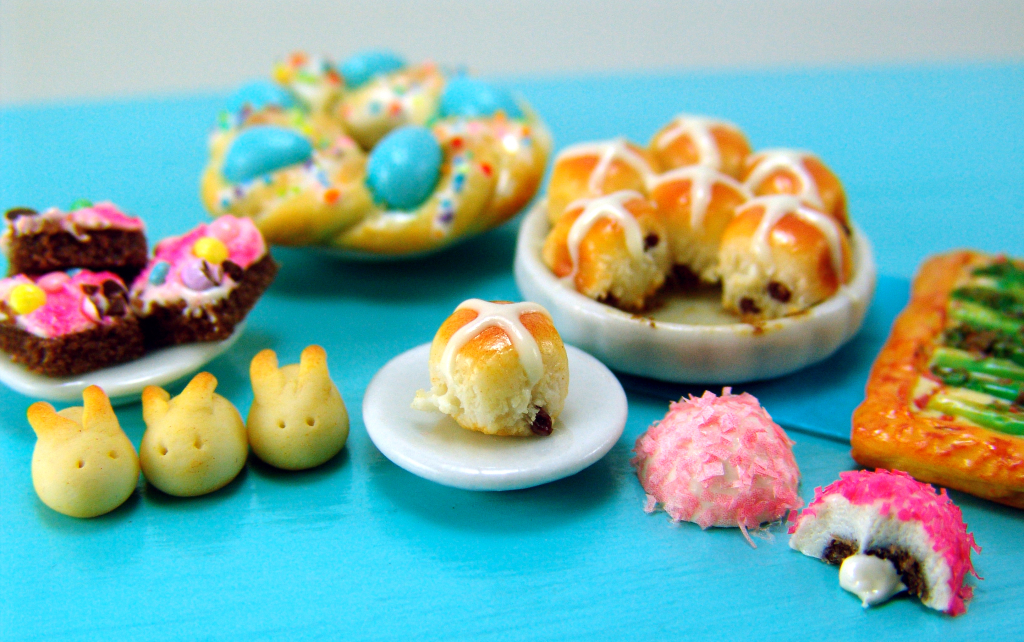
left=0, top=270, right=144, bottom=376
left=130, top=215, right=277, bottom=348
left=916, top=255, right=1024, bottom=435
left=2, top=201, right=148, bottom=283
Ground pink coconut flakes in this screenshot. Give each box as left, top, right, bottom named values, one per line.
left=631, top=388, right=803, bottom=547
left=789, top=469, right=980, bottom=615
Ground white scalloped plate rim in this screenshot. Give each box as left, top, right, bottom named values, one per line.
left=513, top=202, right=877, bottom=383
left=363, top=343, right=627, bottom=491
left=0, top=322, right=245, bottom=405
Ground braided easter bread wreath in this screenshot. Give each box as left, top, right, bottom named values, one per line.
left=201, top=51, right=550, bottom=256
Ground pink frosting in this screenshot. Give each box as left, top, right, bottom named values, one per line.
left=151, top=215, right=265, bottom=269
left=131, top=215, right=267, bottom=311
left=632, top=388, right=803, bottom=545
left=788, top=469, right=980, bottom=615
left=0, top=270, right=128, bottom=338
left=11, top=201, right=144, bottom=237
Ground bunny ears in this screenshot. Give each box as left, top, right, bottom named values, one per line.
left=29, top=385, right=140, bottom=518
left=247, top=345, right=349, bottom=471
left=27, top=345, right=348, bottom=516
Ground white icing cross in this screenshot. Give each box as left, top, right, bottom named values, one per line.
left=564, top=191, right=647, bottom=281
left=441, top=299, right=551, bottom=387
left=743, top=149, right=825, bottom=210
left=555, top=138, right=652, bottom=193
left=747, top=195, right=845, bottom=280
left=647, top=165, right=750, bottom=233
left=654, top=115, right=741, bottom=170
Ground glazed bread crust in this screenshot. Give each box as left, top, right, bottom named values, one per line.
left=850, top=250, right=1024, bottom=508
left=648, top=120, right=751, bottom=179
left=719, top=199, right=852, bottom=319
left=743, top=151, right=849, bottom=232
left=424, top=303, right=569, bottom=437
left=545, top=141, right=653, bottom=223
left=542, top=193, right=669, bottom=312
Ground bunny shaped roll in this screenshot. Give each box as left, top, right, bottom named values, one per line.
left=29, top=386, right=139, bottom=518
left=140, top=372, right=248, bottom=497
left=247, top=345, right=349, bottom=470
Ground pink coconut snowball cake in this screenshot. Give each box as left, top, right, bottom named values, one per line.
left=788, top=469, right=980, bottom=616
left=631, top=388, right=802, bottom=546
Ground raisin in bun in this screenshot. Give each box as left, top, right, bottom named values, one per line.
left=648, top=165, right=750, bottom=284
left=648, top=115, right=752, bottom=179
left=546, top=139, right=654, bottom=223
left=413, top=299, right=569, bottom=437
left=719, top=195, right=852, bottom=319
left=542, top=191, right=670, bottom=311
left=743, top=149, right=848, bottom=232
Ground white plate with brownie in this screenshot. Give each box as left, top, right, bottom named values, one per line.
left=0, top=323, right=244, bottom=405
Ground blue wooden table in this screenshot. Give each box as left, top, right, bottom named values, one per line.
left=1, top=64, right=1023, bottom=641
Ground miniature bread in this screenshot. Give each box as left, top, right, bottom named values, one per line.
left=543, top=191, right=670, bottom=311
left=139, top=372, right=248, bottom=497
left=647, top=165, right=751, bottom=284
left=202, top=51, right=551, bottom=256
left=28, top=385, right=139, bottom=518
left=413, top=299, right=569, bottom=437
left=718, top=195, right=851, bottom=319
left=545, top=139, right=653, bottom=223
left=647, top=114, right=752, bottom=179
left=247, top=345, right=349, bottom=470
left=742, top=149, right=848, bottom=232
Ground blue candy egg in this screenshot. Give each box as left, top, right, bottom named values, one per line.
left=226, top=80, right=297, bottom=113
left=148, top=261, right=170, bottom=286
left=439, top=77, right=523, bottom=119
left=365, top=126, right=443, bottom=211
left=340, top=50, right=407, bottom=89
left=222, top=126, right=314, bottom=183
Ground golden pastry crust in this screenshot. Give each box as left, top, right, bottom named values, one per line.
left=850, top=250, right=1024, bottom=508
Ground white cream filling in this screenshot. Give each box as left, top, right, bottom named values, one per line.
left=839, top=554, right=908, bottom=607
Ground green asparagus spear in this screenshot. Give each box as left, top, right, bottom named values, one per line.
left=943, top=324, right=1024, bottom=366
left=951, top=286, right=1024, bottom=318
left=927, top=392, right=1024, bottom=436
left=950, top=301, right=1024, bottom=336
left=930, top=346, right=1024, bottom=382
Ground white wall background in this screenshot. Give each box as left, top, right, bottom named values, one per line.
left=2, top=0, right=1023, bottom=104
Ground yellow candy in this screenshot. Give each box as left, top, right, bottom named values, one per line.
left=272, top=65, right=293, bottom=84
left=10, top=283, right=46, bottom=315
left=193, top=237, right=229, bottom=264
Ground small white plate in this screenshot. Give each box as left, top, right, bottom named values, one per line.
left=363, top=343, right=627, bottom=491
left=0, top=323, right=245, bottom=405
left=514, top=202, right=877, bottom=383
